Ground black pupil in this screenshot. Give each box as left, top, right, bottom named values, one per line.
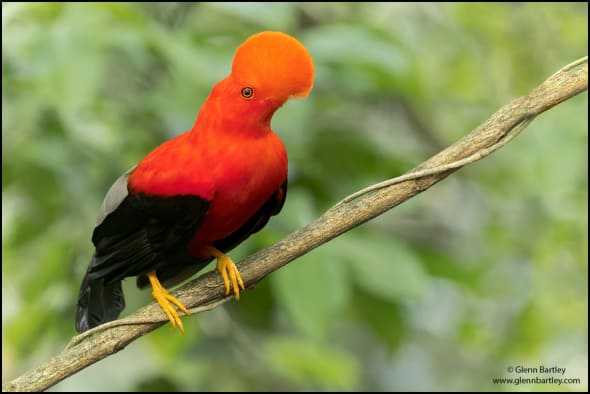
left=242, top=87, right=253, bottom=98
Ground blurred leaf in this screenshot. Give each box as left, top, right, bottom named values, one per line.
left=135, top=376, right=182, bottom=392
left=265, top=336, right=359, bottom=390
left=305, top=24, right=410, bottom=94
left=208, top=2, right=297, bottom=30
left=353, top=289, right=407, bottom=350
left=230, top=277, right=275, bottom=329
left=340, top=232, right=429, bottom=302
left=272, top=247, right=350, bottom=338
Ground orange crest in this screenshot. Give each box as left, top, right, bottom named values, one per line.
left=231, top=31, right=314, bottom=101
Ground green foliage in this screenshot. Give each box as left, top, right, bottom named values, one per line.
left=2, top=2, right=587, bottom=391
left=264, top=336, right=360, bottom=390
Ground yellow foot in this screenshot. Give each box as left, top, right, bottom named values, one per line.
left=147, top=270, right=190, bottom=335
left=207, top=246, right=245, bottom=300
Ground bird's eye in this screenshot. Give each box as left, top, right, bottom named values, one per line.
left=241, top=87, right=254, bottom=99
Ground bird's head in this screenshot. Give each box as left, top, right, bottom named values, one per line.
left=231, top=31, right=314, bottom=102
left=200, top=31, right=314, bottom=130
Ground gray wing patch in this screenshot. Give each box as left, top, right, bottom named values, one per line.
left=96, top=166, right=136, bottom=226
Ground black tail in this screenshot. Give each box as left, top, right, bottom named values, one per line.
left=76, top=256, right=125, bottom=333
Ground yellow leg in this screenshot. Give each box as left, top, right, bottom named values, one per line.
left=207, top=246, right=245, bottom=300
left=147, top=270, right=190, bottom=335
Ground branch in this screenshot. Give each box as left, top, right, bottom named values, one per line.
left=3, top=56, right=587, bottom=392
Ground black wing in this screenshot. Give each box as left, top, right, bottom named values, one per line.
left=89, top=192, right=210, bottom=283
left=76, top=169, right=210, bottom=332
left=136, top=179, right=288, bottom=290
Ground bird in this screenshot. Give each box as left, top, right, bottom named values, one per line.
left=75, top=31, right=314, bottom=334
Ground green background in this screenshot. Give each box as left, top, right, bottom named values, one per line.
left=2, top=2, right=587, bottom=391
